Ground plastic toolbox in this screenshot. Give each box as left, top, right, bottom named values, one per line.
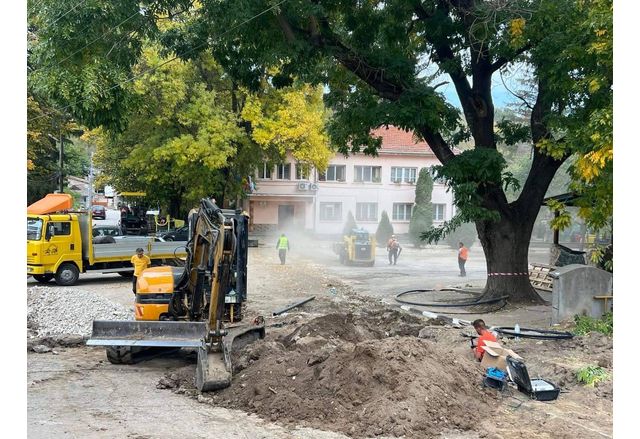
left=506, top=356, right=560, bottom=401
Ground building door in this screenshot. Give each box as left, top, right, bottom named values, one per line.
left=278, top=205, right=295, bottom=230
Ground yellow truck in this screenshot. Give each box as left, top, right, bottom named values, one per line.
left=27, top=194, right=187, bottom=286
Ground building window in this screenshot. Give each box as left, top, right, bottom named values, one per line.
left=354, top=166, right=382, bottom=183
left=276, top=163, right=291, bottom=180
left=258, top=163, right=272, bottom=179
left=392, top=203, right=413, bottom=221
left=319, top=165, right=346, bottom=182
left=356, top=203, right=378, bottom=222
left=390, top=167, right=417, bottom=183
left=433, top=204, right=446, bottom=221
left=319, top=202, right=342, bottom=221
left=295, top=163, right=309, bottom=180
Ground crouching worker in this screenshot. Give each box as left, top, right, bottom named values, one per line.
left=471, top=319, right=497, bottom=361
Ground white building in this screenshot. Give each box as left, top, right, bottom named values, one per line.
left=246, top=126, right=456, bottom=236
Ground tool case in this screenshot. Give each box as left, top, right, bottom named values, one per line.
left=505, top=356, right=560, bottom=401
left=483, top=367, right=507, bottom=391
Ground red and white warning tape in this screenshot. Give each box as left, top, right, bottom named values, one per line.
left=487, top=272, right=529, bottom=276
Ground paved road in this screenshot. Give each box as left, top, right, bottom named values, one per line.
left=281, top=234, right=555, bottom=328
left=92, top=205, right=121, bottom=227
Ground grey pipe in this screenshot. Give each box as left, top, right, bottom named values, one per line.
left=272, top=296, right=316, bottom=316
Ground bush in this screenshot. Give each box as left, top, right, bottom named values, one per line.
left=443, top=221, right=478, bottom=248
left=409, top=168, right=433, bottom=247
left=343, top=211, right=357, bottom=235
left=573, top=312, right=613, bottom=336
left=576, top=365, right=610, bottom=387
left=376, top=210, right=394, bottom=246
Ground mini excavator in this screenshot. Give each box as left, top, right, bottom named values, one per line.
left=87, top=199, right=265, bottom=391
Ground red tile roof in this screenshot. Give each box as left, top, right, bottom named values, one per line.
left=369, top=126, right=434, bottom=155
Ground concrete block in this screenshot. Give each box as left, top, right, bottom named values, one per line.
left=550, top=264, right=613, bottom=324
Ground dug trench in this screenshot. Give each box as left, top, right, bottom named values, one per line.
left=158, top=308, right=500, bottom=438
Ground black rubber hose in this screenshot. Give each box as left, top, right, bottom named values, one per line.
left=493, top=327, right=574, bottom=339
left=395, top=289, right=508, bottom=307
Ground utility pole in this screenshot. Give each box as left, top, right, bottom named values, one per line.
left=87, top=150, right=94, bottom=211
left=58, top=128, right=64, bottom=193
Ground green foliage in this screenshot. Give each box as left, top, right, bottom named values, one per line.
left=409, top=168, right=433, bottom=247
left=590, top=243, right=613, bottom=272
left=546, top=199, right=573, bottom=232
left=530, top=0, right=613, bottom=231
left=573, top=313, right=613, bottom=337
left=64, top=139, right=91, bottom=178
left=27, top=91, right=86, bottom=204
left=343, top=211, right=358, bottom=236
left=576, top=365, right=610, bottom=387
left=28, top=1, right=612, bottom=301
left=496, top=119, right=531, bottom=146
left=428, top=149, right=520, bottom=231
left=376, top=211, right=394, bottom=247
left=86, top=45, right=330, bottom=217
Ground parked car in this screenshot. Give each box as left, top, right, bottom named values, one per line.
left=93, top=225, right=165, bottom=243
left=93, top=225, right=124, bottom=238
left=91, top=205, right=106, bottom=220
left=159, top=226, right=189, bottom=241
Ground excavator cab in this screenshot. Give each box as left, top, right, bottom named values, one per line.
left=87, top=199, right=264, bottom=392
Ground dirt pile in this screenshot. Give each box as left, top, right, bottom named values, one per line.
left=163, top=310, right=493, bottom=438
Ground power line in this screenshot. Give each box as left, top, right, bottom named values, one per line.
left=49, top=0, right=89, bottom=28
left=28, top=0, right=288, bottom=123
left=29, top=0, right=89, bottom=27
left=53, top=10, right=142, bottom=68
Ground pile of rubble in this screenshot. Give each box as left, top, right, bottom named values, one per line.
left=27, top=286, right=133, bottom=348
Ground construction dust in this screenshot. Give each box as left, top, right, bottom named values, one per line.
left=160, top=310, right=496, bottom=438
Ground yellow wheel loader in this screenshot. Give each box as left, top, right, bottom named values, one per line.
left=332, top=228, right=376, bottom=266
left=87, top=199, right=265, bottom=392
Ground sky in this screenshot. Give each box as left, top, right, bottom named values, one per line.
left=430, top=62, right=530, bottom=110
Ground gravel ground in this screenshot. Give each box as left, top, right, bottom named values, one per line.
left=27, top=286, right=133, bottom=343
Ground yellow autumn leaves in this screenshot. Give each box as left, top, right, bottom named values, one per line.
left=242, top=84, right=332, bottom=172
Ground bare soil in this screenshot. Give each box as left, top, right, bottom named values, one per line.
left=27, top=243, right=613, bottom=438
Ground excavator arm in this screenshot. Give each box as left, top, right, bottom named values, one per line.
left=88, top=199, right=265, bottom=392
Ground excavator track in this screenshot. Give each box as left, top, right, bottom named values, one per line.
left=105, top=346, right=181, bottom=364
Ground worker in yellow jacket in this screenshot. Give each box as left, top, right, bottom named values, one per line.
left=131, top=247, right=151, bottom=295
left=276, top=233, right=290, bottom=265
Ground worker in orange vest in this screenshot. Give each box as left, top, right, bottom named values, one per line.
left=471, top=319, right=497, bottom=361
left=458, top=241, right=468, bottom=277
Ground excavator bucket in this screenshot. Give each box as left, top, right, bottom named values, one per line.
left=196, top=322, right=266, bottom=392
left=87, top=319, right=266, bottom=392
left=87, top=320, right=208, bottom=347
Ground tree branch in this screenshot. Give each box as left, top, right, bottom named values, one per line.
left=490, top=43, right=532, bottom=73
left=416, top=128, right=456, bottom=164
left=276, top=8, right=455, bottom=160
left=514, top=78, right=571, bottom=216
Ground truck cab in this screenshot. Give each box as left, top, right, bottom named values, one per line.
left=27, top=194, right=188, bottom=286
left=27, top=213, right=84, bottom=284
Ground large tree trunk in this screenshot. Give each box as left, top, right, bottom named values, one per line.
left=476, top=214, right=544, bottom=304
